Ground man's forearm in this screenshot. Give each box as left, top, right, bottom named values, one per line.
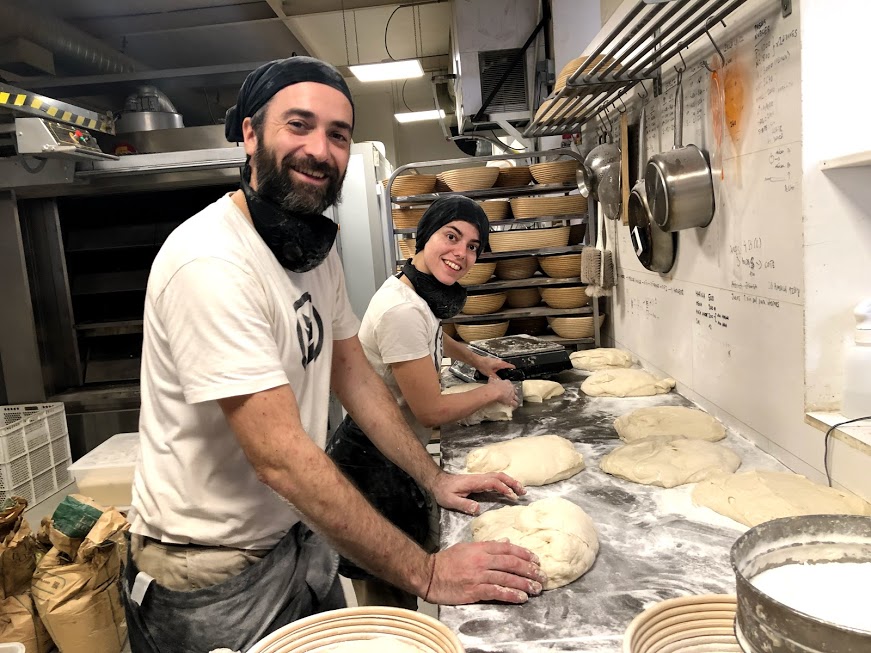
left=443, top=335, right=478, bottom=366
left=331, top=337, right=442, bottom=491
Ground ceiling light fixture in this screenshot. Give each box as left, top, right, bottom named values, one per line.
left=349, top=59, right=424, bottom=82
left=394, top=109, right=445, bottom=123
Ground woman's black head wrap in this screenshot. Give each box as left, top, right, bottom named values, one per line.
left=415, top=195, right=489, bottom=253
left=225, top=56, right=354, bottom=142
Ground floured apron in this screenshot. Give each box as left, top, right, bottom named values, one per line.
left=121, top=523, right=345, bottom=653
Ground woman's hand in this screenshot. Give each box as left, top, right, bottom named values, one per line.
left=488, top=377, right=518, bottom=407
left=474, top=354, right=515, bottom=380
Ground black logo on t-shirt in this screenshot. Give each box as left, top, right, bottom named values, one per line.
left=293, top=292, right=324, bottom=369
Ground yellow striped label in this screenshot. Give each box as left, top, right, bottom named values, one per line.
left=14, top=94, right=26, bottom=106
left=0, top=92, right=9, bottom=104
left=46, top=106, right=58, bottom=117
left=31, top=98, right=42, bottom=109
left=61, top=111, right=72, bottom=121
left=86, top=118, right=96, bottom=129
left=74, top=115, right=85, bottom=126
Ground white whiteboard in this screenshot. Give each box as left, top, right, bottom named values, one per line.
left=610, top=0, right=808, bottom=457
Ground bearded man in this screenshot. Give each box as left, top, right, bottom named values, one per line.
left=120, top=57, right=545, bottom=653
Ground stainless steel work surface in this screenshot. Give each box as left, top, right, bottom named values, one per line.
left=438, top=368, right=788, bottom=653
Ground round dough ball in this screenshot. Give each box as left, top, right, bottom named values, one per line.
left=581, top=369, right=675, bottom=397
left=614, top=406, right=726, bottom=443
left=570, top=347, right=635, bottom=371
left=692, top=470, right=871, bottom=527
left=465, top=434, right=584, bottom=486
left=471, top=497, right=599, bottom=589
left=522, top=379, right=565, bottom=403
left=600, top=437, right=741, bottom=488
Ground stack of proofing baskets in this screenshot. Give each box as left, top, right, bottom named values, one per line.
left=0, top=403, right=72, bottom=505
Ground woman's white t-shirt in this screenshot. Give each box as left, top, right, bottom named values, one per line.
left=357, top=276, right=442, bottom=445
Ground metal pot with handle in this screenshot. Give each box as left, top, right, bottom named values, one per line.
left=645, top=72, right=715, bottom=232
left=629, top=104, right=675, bottom=273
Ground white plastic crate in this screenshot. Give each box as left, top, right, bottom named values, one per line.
left=0, top=403, right=70, bottom=505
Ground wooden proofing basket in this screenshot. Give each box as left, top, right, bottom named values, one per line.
left=246, top=606, right=465, bottom=653
left=437, top=167, right=499, bottom=192
left=458, top=262, right=496, bottom=286
left=382, top=175, right=437, bottom=197
left=495, top=257, right=539, bottom=280
left=547, top=314, right=605, bottom=339
left=462, top=292, right=507, bottom=315
left=529, top=160, right=579, bottom=185
left=506, top=287, right=541, bottom=308
left=494, top=166, right=532, bottom=188
left=540, top=285, right=590, bottom=309
left=488, top=226, right=571, bottom=253
left=510, top=195, right=587, bottom=218
left=397, top=238, right=416, bottom=259
left=623, top=594, right=739, bottom=653
left=442, top=322, right=457, bottom=338
left=538, top=253, right=582, bottom=278
left=455, top=321, right=509, bottom=343
left=392, top=207, right=426, bottom=229
left=478, top=200, right=511, bottom=221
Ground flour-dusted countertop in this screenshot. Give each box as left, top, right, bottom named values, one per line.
left=438, top=369, right=788, bottom=653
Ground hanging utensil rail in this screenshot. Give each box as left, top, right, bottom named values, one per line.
left=523, top=0, right=752, bottom=137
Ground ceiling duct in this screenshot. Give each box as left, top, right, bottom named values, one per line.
left=115, top=86, right=184, bottom=134
left=0, top=0, right=142, bottom=75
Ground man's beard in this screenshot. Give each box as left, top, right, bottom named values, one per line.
left=252, top=145, right=344, bottom=214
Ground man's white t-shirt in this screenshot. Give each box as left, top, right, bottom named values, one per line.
left=358, top=275, right=442, bottom=445
left=128, top=194, right=360, bottom=550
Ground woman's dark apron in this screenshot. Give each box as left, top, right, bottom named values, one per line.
left=325, top=415, right=430, bottom=581
left=121, top=523, right=345, bottom=653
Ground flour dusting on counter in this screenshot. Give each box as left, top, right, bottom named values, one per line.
left=438, top=369, right=789, bottom=653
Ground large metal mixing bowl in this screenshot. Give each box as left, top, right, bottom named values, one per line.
left=731, top=514, right=871, bottom=653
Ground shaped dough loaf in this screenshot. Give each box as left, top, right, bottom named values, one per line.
left=570, top=347, right=635, bottom=371
left=581, top=369, right=675, bottom=397
left=522, top=379, right=565, bottom=403
left=465, top=434, right=584, bottom=486
left=600, top=436, right=741, bottom=488
left=614, top=406, right=726, bottom=443
left=471, top=497, right=599, bottom=590
left=442, top=383, right=513, bottom=425
left=692, top=470, right=871, bottom=527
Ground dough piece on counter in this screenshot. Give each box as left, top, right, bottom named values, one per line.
left=581, top=369, right=675, bottom=397
left=471, top=497, right=599, bottom=590
left=442, top=383, right=513, bottom=425
left=614, top=406, right=726, bottom=443
left=570, top=348, right=635, bottom=371
left=600, top=437, right=741, bottom=488
left=692, top=470, right=871, bottom=527
left=465, top=434, right=584, bottom=486
left=522, top=379, right=565, bottom=403
left=324, top=639, right=424, bottom=652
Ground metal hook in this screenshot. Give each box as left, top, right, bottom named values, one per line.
left=702, top=18, right=727, bottom=72
left=674, top=47, right=687, bottom=74
left=637, top=80, right=649, bottom=100
left=616, top=94, right=628, bottom=114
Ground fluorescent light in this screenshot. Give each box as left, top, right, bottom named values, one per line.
left=349, top=59, right=424, bottom=82
left=394, top=109, right=445, bottom=123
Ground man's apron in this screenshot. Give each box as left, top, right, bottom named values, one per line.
left=121, top=523, right=345, bottom=653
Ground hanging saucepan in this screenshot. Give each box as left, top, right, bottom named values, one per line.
left=645, top=72, right=715, bottom=232
left=628, top=104, right=676, bottom=273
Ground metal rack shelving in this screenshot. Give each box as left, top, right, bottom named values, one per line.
left=384, top=149, right=600, bottom=348
left=523, top=0, right=753, bottom=137
left=393, top=213, right=587, bottom=235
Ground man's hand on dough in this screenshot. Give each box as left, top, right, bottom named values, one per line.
left=430, top=471, right=525, bottom=515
